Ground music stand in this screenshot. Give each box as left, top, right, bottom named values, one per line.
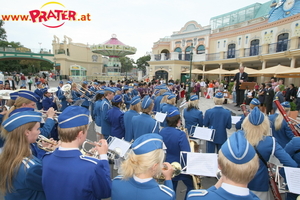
left=239, top=82, right=256, bottom=90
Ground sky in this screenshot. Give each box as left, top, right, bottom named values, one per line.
left=1, top=0, right=271, bottom=61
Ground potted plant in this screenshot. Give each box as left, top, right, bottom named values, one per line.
left=289, top=101, right=298, bottom=120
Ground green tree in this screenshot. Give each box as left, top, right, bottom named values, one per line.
left=0, top=20, right=7, bottom=41
left=136, top=55, right=150, bottom=75
left=119, top=56, right=134, bottom=73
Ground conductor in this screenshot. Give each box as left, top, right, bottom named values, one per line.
left=231, top=66, right=248, bottom=106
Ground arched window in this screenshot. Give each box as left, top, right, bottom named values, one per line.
left=227, top=44, right=236, bottom=58
left=174, top=47, right=182, bottom=60
left=250, top=40, right=259, bottom=56
left=197, top=45, right=205, bottom=54
left=185, top=46, right=192, bottom=61
left=277, top=33, right=289, bottom=52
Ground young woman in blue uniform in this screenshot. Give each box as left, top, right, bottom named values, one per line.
left=0, top=111, right=46, bottom=200
left=112, top=133, right=175, bottom=200
left=34, top=81, right=47, bottom=110
left=241, top=107, right=298, bottom=200
left=269, top=101, right=294, bottom=148
left=235, top=98, right=260, bottom=130
left=183, top=95, right=203, bottom=134
left=284, top=137, right=300, bottom=200
left=159, top=108, right=193, bottom=199
left=123, top=86, right=132, bottom=110
left=42, top=91, right=58, bottom=111
left=42, top=106, right=112, bottom=200
left=123, top=96, right=141, bottom=142
left=132, top=95, right=159, bottom=139
left=106, top=95, right=125, bottom=139
left=93, top=90, right=104, bottom=140
left=99, top=88, right=115, bottom=139
left=161, top=94, right=178, bottom=127
left=187, top=132, right=260, bottom=200
left=204, top=92, right=231, bottom=153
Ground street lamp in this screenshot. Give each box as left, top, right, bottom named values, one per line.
left=188, top=44, right=194, bottom=100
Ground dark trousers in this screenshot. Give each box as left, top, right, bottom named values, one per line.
left=236, top=89, right=245, bottom=105
left=206, top=141, right=222, bottom=153
left=172, top=176, right=194, bottom=200
left=296, top=98, right=300, bottom=111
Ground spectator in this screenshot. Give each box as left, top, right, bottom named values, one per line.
left=27, top=76, right=33, bottom=90
left=285, top=84, right=297, bottom=102
left=20, top=73, right=26, bottom=85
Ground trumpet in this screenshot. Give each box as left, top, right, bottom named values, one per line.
left=81, top=139, right=121, bottom=160
left=37, top=135, right=57, bottom=152
left=155, top=162, right=182, bottom=184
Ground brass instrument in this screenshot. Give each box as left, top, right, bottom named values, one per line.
left=81, top=139, right=121, bottom=160
left=37, top=135, right=57, bottom=152
left=47, top=87, right=61, bottom=112
left=76, top=84, right=92, bottom=101
left=155, top=162, right=182, bottom=184
left=61, top=84, right=72, bottom=99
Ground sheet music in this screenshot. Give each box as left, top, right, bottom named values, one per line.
left=155, top=112, right=167, bottom=123
left=108, top=137, right=131, bottom=157
left=193, top=127, right=213, bottom=141
left=186, top=152, right=218, bottom=177
left=231, top=116, right=241, bottom=124
left=284, top=167, right=300, bottom=194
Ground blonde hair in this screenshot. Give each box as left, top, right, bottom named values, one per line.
left=159, top=89, right=167, bottom=96
left=274, top=107, right=290, bottom=131
left=130, top=102, right=141, bottom=113
left=58, top=124, right=89, bottom=143
left=142, top=103, right=154, bottom=114
left=213, top=97, right=224, bottom=105
left=1, top=97, right=33, bottom=138
left=160, top=95, right=169, bottom=104
left=120, top=149, right=164, bottom=179
left=0, top=122, right=37, bottom=194
left=187, top=99, right=199, bottom=111
left=166, top=98, right=175, bottom=105
left=242, top=114, right=270, bottom=146
left=218, top=150, right=259, bottom=185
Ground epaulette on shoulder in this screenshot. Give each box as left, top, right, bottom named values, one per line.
left=187, top=189, right=208, bottom=198
left=79, top=155, right=98, bottom=164
left=113, top=175, right=123, bottom=180
left=158, top=185, right=174, bottom=197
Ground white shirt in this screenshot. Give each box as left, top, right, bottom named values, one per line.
left=221, top=183, right=250, bottom=196
left=133, top=175, right=152, bottom=183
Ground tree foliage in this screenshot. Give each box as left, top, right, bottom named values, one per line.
left=136, top=55, right=150, bottom=74
left=119, top=56, right=134, bottom=73
left=0, top=20, right=7, bottom=41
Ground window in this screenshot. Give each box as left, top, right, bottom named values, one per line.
left=197, top=45, right=205, bottom=54
left=227, top=44, right=236, bottom=58
left=277, top=33, right=289, bottom=52
left=250, top=40, right=260, bottom=56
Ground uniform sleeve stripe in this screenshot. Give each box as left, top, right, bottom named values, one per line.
left=22, top=160, right=30, bottom=169
left=79, top=155, right=98, bottom=164
left=158, top=185, right=173, bottom=197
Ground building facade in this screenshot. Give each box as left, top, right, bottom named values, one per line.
left=148, top=0, right=300, bottom=85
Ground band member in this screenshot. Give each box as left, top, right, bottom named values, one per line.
left=42, top=91, right=58, bottom=111
left=124, top=96, right=141, bottom=142
left=159, top=108, right=193, bottom=199
left=269, top=101, right=294, bottom=148
left=0, top=111, right=46, bottom=200
left=204, top=92, right=231, bottom=153
left=241, top=107, right=297, bottom=200
left=235, top=98, right=260, bottom=130
left=132, top=95, right=159, bottom=139
left=106, top=95, right=125, bottom=139
left=154, top=87, right=167, bottom=112
left=284, top=137, right=300, bottom=200
left=34, top=81, right=46, bottom=110
left=57, top=83, right=68, bottom=112
left=112, top=134, right=175, bottom=200
left=123, top=86, right=132, bottom=110
left=42, top=106, right=111, bottom=200
left=159, top=91, right=171, bottom=112
left=93, top=90, right=105, bottom=140
left=183, top=95, right=203, bottom=134
left=79, top=81, right=93, bottom=109
left=161, top=94, right=178, bottom=127
left=187, top=132, right=260, bottom=200
left=99, top=88, right=115, bottom=139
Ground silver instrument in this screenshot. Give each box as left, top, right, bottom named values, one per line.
left=47, top=87, right=61, bottom=112
left=61, top=84, right=72, bottom=99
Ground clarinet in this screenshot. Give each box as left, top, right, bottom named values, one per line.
left=273, top=99, right=300, bottom=136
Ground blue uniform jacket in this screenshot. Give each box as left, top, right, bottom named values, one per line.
left=112, top=176, right=175, bottom=200
left=161, top=104, right=178, bottom=128
left=183, top=108, right=203, bottom=134
left=235, top=114, right=245, bottom=130
left=154, top=95, right=164, bottom=112
left=100, top=98, right=112, bottom=137
left=34, top=88, right=45, bottom=110
left=159, top=127, right=191, bottom=181
left=123, top=110, right=140, bottom=142
left=187, top=186, right=259, bottom=200
left=106, top=106, right=125, bottom=139
left=5, top=156, right=46, bottom=200
left=57, top=89, right=68, bottom=111
left=40, top=118, right=55, bottom=138
left=42, top=96, right=57, bottom=111
left=284, top=137, right=300, bottom=167
left=203, top=106, right=231, bottom=144
left=42, top=149, right=111, bottom=200
left=269, top=113, right=294, bottom=148
left=94, top=99, right=102, bottom=126
left=131, top=89, right=139, bottom=97
left=132, top=113, right=159, bottom=140
left=123, top=93, right=131, bottom=110
left=235, top=131, right=298, bottom=191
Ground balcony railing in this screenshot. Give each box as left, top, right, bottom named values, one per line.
left=268, top=40, right=290, bottom=54
left=0, top=47, right=52, bottom=54
left=244, top=46, right=261, bottom=57
left=205, top=53, right=220, bottom=61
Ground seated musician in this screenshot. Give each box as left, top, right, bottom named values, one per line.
left=187, top=132, right=260, bottom=200
left=42, top=91, right=57, bottom=111
left=235, top=98, right=260, bottom=130
left=42, top=106, right=111, bottom=200
left=269, top=101, right=294, bottom=148
left=159, top=108, right=193, bottom=199
left=34, top=81, right=47, bottom=110
left=0, top=111, right=46, bottom=200
left=112, top=134, right=175, bottom=200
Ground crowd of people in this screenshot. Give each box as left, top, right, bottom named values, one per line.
left=0, top=67, right=299, bottom=200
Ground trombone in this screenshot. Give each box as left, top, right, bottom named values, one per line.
left=76, top=84, right=93, bottom=101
